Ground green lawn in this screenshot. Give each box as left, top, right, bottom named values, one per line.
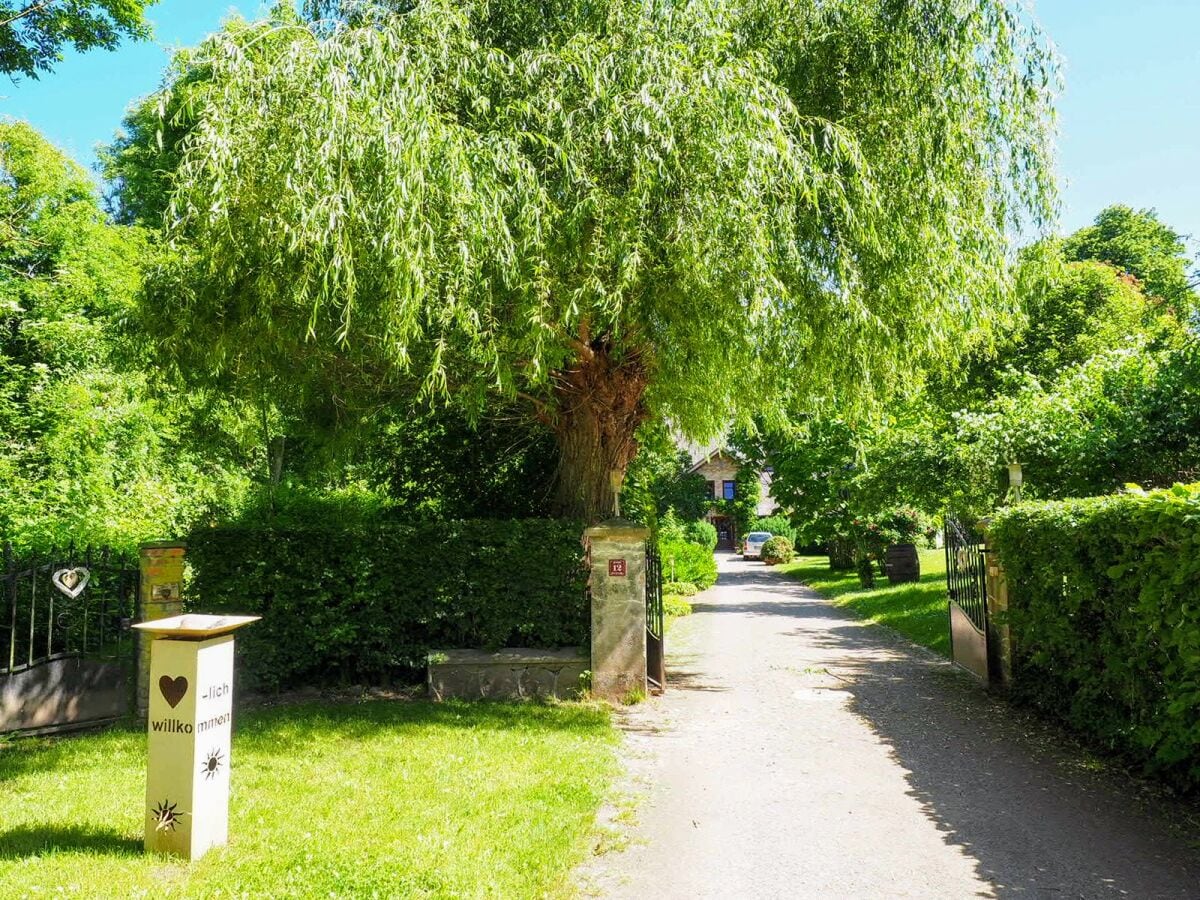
left=0, top=699, right=617, bottom=898
left=778, top=548, right=950, bottom=656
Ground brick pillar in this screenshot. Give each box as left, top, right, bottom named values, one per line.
left=585, top=519, right=649, bottom=701
left=137, top=542, right=186, bottom=716
left=981, top=529, right=1013, bottom=690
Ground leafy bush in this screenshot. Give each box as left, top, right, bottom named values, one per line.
left=657, top=509, right=717, bottom=552
left=749, top=515, right=796, bottom=544
left=991, top=484, right=1200, bottom=791
left=658, top=539, right=717, bottom=590
left=685, top=520, right=718, bottom=551
left=187, top=517, right=588, bottom=691
left=874, top=506, right=927, bottom=545
left=664, top=595, right=693, bottom=619
left=655, top=508, right=689, bottom=543
left=663, top=581, right=700, bottom=597
left=760, top=535, right=794, bottom=565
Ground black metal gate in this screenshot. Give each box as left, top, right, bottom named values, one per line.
left=645, top=541, right=665, bottom=692
left=1, top=545, right=139, bottom=734
left=944, top=518, right=989, bottom=681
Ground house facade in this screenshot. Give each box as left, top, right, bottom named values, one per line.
left=686, top=448, right=779, bottom=551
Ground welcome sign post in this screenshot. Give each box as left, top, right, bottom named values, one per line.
left=132, top=614, right=259, bottom=860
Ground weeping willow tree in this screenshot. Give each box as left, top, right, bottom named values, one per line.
left=140, top=0, right=1058, bottom=521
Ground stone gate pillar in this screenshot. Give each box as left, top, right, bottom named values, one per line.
left=585, top=519, right=649, bottom=701
left=137, top=542, right=186, bottom=716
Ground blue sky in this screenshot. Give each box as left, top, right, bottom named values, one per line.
left=1, top=0, right=1197, bottom=245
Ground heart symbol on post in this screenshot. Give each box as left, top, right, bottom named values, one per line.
left=51, top=567, right=90, bottom=599
left=159, top=676, right=189, bottom=709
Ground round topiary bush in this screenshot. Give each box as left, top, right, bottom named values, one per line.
left=761, top=535, right=794, bottom=565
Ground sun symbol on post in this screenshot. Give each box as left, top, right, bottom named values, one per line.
left=201, top=747, right=225, bottom=781
left=152, top=799, right=183, bottom=832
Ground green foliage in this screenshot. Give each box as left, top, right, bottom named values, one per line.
left=622, top=426, right=712, bottom=527
left=363, top=403, right=558, bottom=519
left=991, top=484, right=1200, bottom=790
left=0, top=122, right=251, bottom=552
left=100, top=9, right=305, bottom=227
left=830, top=217, right=1200, bottom=524
left=730, top=465, right=761, bottom=539
left=749, top=514, right=797, bottom=545
left=765, top=418, right=860, bottom=547
left=760, top=535, right=794, bottom=565
left=663, top=594, right=693, bottom=619
left=652, top=509, right=716, bottom=552
left=188, top=516, right=588, bottom=691
left=658, top=539, right=717, bottom=591
left=0, top=1, right=154, bottom=79
left=662, top=581, right=700, bottom=598
left=135, top=0, right=1057, bottom=517
left=872, top=507, right=928, bottom=547
left=654, top=508, right=688, bottom=543
left=684, top=520, right=718, bottom=552
left=1063, top=204, right=1198, bottom=314
left=951, top=342, right=1200, bottom=507
left=995, top=259, right=1171, bottom=382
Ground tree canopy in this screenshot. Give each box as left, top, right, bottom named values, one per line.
left=135, top=0, right=1059, bottom=520
left=0, top=121, right=251, bottom=550
left=761, top=207, right=1198, bottom=539
left=0, top=0, right=155, bottom=79
left=1063, top=204, right=1198, bottom=313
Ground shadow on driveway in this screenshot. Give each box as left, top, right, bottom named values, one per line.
left=677, top=560, right=1200, bottom=898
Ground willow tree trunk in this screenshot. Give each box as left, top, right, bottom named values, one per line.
left=549, top=338, right=649, bottom=523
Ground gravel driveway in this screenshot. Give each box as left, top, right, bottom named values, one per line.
left=578, top=553, right=1200, bottom=899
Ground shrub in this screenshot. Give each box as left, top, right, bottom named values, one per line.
left=991, top=484, right=1200, bottom=791
left=187, top=517, right=588, bottom=692
left=760, top=535, right=794, bottom=565
left=656, top=507, right=689, bottom=543
left=874, top=506, right=927, bottom=546
left=664, top=595, right=693, bottom=618
left=663, top=580, right=700, bottom=597
left=685, top=519, right=718, bottom=551
left=749, top=514, right=796, bottom=544
left=658, top=538, right=718, bottom=589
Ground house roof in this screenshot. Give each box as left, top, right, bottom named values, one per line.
left=685, top=446, right=739, bottom=474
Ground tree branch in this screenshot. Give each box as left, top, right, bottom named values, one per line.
left=2, top=1, right=57, bottom=29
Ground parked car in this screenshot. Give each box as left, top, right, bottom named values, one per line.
left=742, top=531, right=773, bottom=561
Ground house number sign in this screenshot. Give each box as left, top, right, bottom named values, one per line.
left=608, top=559, right=627, bottom=577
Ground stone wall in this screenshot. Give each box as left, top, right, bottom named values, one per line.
left=427, top=648, right=588, bottom=701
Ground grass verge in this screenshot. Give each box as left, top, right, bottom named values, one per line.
left=0, top=698, right=617, bottom=898
left=778, top=548, right=950, bottom=656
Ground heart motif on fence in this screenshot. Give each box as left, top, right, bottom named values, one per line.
left=159, top=676, right=189, bottom=709
left=51, top=567, right=90, bottom=600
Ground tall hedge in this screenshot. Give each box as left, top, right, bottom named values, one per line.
left=991, top=484, right=1200, bottom=790
left=187, top=518, right=588, bottom=691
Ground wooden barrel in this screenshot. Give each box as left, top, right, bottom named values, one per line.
left=884, top=543, right=921, bottom=584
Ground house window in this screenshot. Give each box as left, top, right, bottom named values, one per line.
left=707, top=480, right=716, bottom=498
left=722, top=480, right=736, bottom=500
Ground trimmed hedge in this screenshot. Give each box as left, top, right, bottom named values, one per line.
left=187, top=518, right=588, bottom=692
left=991, top=484, right=1200, bottom=790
